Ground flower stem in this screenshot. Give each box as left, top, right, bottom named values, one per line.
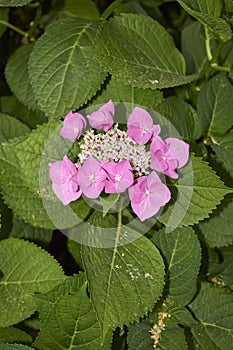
left=100, top=0, right=125, bottom=20
left=205, top=27, right=213, bottom=61
left=0, top=20, right=28, bottom=37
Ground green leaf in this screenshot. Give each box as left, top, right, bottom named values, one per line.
left=58, top=0, right=100, bottom=20
left=177, top=0, right=232, bottom=42
left=127, top=318, right=154, bottom=350
left=0, top=8, right=8, bottom=37
left=0, top=95, right=47, bottom=129
left=159, top=154, right=232, bottom=228
left=0, top=346, right=35, bottom=350
left=0, top=327, right=32, bottom=345
left=211, top=130, right=233, bottom=180
left=0, top=0, right=33, bottom=6
left=199, top=196, right=233, bottom=248
left=0, top=113, right=30, bottom=142
left=217, top=246, right=233, bottom=289
left=189, top=282, right=233, bottom=349
left=34, top=277, right=112, bottom=350
left=29, top=19, right=106, bottom=119
left=15, top=120, right=63, bottom=193
left=152, top=227, right=201, bottom=305
left=181, top=21, right=208, bottom=74
left=0, top=142, right=56, bottom=229
left=159, top=325, right=188, bottom=350
left=197, top=74, right=233, bottom=138
left=67, top=239, right=84, bottom=270
left=166, top=305, right=196, bottom=326
left=5, top=44, right=40, bottom=112
left=10, top=215, right=53, bottom=248
left=94, top=76, right=163, bottom=109
left=0, top=195, right=11, bottom=240
left=81, top=212, right=165, bottom=339
left=0, top=238, right=65, bottom=327
left=96, top=14, right=196, bottom=90
left=155, top=96, right=202, bottom=140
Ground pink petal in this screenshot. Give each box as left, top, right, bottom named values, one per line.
left=60, top=112, right=86, bottom=141
left=52, top=180, right=82, bottom=206
left=165, top=138, right=190, bottom=168
left=87, top=100, right=114, bottom=132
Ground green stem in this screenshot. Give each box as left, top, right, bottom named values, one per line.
left=0, top=20, right=28, bottom=37
left=211, top=63, right=231, bottom=72
left=27, top=4, right=42, bottom=41
left=100, top=0, right=124, bottom=20
left=205, top=27, right=213, bottom=61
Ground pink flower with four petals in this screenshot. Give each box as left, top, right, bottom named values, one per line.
left=78, top=157, right=107, bottom=199
left=60, top=111, right=86, bottom=142
left=150, top=136, right=190, bottom=179
left=127, top=106, right=160, bottom=145
left=128, top=171, right=171, bottom=221
left=49, top=156, right=82, bottom=205
left=102, top=159, right=134, bottom=193
left=87, top=100, right=114, bottom=132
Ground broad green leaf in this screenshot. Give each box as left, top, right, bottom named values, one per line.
left=0, top=195, right=11, bottom=240
left=0, top=95, right=47, bottom=129
left=0, top=8, right=8, bottom=37
left=155, top=96, right=201, bottom=140
left=29, top=19, right=106, bottom=119
left=177, top=0, right=232, bottom=42
left=0, top=238, right=65, bottom=327
left=211, top=130, right=233, bottom=180
left=0, top=0, right=33, bottom=6
left=34, top=278, right=112, bottom=350
left=96, top=14, right=196, bottom=90
left=33, top=274, right=86, bottom=321
left=15, top=120, right=63, bottom=193
left=5, top=45, right=40, bottom=112
left=159, top=325, right=188, bottom=350
left=0, top=113, right=30, bottom=142
left=0, top=346, right=35, bottom=350
left=181, top=21, right=209, bottom=74
left=217, top=246, right=233, bottom=289
left=127, top=318, right=154, bottom=350
left=197, top=74, right=233, bottom=138
left=159, top=154, right=232, bottom=228
left=67, top=239, right=84, bottom=270
left=94, top=76, right=163, bottom=109
left=0, top=327, right=32, bottom=344
left=199, top=196, right=233, bottom=248
left=152, top=227, right=201, bottom=305
left=81, top=213, right=165, bottom=339
left=189, top=282, right=233, bottom=349
left=10, top=215, right=53, bottom=248
left=58, top=0, right=100, bottom=20
left=0, top=142, right=56, bottom=229
left=166, top=305, right=196, bottom=326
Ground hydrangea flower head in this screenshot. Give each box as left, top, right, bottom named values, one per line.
left=127, top=107, right=160, bottom=145
left=50, top=102, right=190, bottom=221
left=60, top=111, right=86, bottom=141
left=49, top=156, right=82, bottom=205
left=87, top=100, right=114, bottom=132
left=128, top=171, right=171, bottom=221
left=150, top=136, right=189, bottom=179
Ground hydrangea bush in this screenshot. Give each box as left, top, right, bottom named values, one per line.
left=0, top=0, right=233, bottom=349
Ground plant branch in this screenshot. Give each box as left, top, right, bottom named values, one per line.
left=0, top=20, right=28, bottom=37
